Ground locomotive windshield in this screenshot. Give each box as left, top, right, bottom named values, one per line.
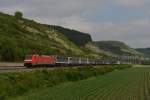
left=25, top=55, right=32, bottom=60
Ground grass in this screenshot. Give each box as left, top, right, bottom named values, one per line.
left=0, top=12, right=85, bottom=61
left=0, top=65, right=131, bottom=100
left=93, top=41, right=142, bottom=56
left=12, top=65, right=150, bottom=100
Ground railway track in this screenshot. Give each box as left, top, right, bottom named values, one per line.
left=0, top=62, right=25, bottom=72
left=0, top=66, right=59, bottom=73
left=0, top=62, right=138, bottom=73
left=0, top=66, right=26, bottom=70
left=0, top=65, right=96, bottom=73
left=0, top=66, right=31, bottom=73
left=0, top=63, right=66, bottom=73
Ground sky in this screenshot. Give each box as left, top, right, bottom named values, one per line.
left=0, top=0, right=150, bottom=48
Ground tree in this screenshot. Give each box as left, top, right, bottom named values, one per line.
left=14, top=11, right=23, bottom=19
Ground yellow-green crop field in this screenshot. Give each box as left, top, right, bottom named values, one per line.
left=14, top=66, right=150, bottom=100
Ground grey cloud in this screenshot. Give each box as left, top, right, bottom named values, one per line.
left=0, top=0, right=104, bottom=17
left=113, top=0, right=147, bottom=7
left=0, top=0, right=150, bottom=48
left=91, top=20, right=150, bottom=48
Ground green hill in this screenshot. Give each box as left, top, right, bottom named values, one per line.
left=0, top=12, right=143, bottom=61
left=48, top=25, right=92, bottom=46
left=0, top=12, right=85, bottom=61
left=136, top=48, right=150, bottom=57
left=93, top=41, right=142, bottom=56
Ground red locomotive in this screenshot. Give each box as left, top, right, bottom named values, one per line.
left=24, top=55, right=56, bottom=67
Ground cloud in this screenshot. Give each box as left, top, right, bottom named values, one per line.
left=0, top=0, right=150, bottom=48
left=113, top=0, right=147, bottom=7
left=91, top=19, right=150, bottom=48
left=62, top=15, right=93, bottom=33
left=129, top=19, right=150, bottom=29
left=0, top=0, right=104, bottom=17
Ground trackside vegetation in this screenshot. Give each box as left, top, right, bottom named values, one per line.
left=0, top=12, right=144, bottom=61
left=15, top=66, right=150, bottom=100
left=0, top=12, right=85, bottom=61
left=0, top=65, right=131, bottom=100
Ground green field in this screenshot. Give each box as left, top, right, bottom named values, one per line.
left=13, top=66, right=150, bottom=100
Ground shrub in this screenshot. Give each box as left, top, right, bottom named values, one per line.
left=14, top=11, right=23, bottom=19
left=0, top=65, right=131, bottom=100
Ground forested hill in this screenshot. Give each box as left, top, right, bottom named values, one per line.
left=136, top=48, right=150, bottom=57
left=93, top=41, right=142, bottom=56
left=0, top=12, right=144, bottom=61
left=0, top=12, right=85, bottom=61
left=48, top=25, right=92, bottom=46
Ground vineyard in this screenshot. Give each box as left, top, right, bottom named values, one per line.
left=14, top=66, right=150, bottom=100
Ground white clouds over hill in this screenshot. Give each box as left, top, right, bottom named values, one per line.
left=114, top=0, right=147, bottom=7
left=0, top=0, right=150, bottom=48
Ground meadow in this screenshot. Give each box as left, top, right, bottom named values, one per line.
left=0, top=65, right=131, bottom=100
left=13, top=66, right=150, bottom=100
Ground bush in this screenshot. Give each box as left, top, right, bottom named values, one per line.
left=0, top=65, right=132, bottom=100
left=14, top=11, right=23, bottom=19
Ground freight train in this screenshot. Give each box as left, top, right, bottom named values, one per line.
left=24, top=54, right=150, bottom=67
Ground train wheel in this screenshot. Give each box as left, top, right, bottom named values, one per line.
left=24, top=63, right=33, bottom=68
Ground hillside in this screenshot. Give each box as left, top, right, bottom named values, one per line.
left=136, top=48, right=150, bottom=57
left=0, top=12, right=85, bottom=61
left=93, top=41, right=142, bottom=56
left=48, top=25, right=92, bottom=46
left=13, top=66, right=147, bottom=100
left=0, top=12, right=143, bottom=61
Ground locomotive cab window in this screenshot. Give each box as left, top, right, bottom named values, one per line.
left=25, top=55, right=32, bottom=60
